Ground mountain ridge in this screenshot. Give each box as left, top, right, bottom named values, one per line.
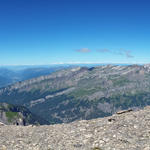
left=0, top=66, right=69, bottom=88
left=0, top=64, right=150, bottom=124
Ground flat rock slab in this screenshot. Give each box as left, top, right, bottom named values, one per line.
left=1, top=106, right=150, bottom=150
left=116, top=109, right=133, bottom=114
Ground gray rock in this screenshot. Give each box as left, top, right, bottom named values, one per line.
left=0, top=106, right=150, bottom=149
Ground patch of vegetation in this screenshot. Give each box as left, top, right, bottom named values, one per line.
left=70, top=88, right=96, bottom=97
left=6, top=111, right=19, bottom=122
left=111, top=77, right=130, bottom=86
left=98, top=91, right=150, bottom=110
left=70, top=86, right=105, bottom=97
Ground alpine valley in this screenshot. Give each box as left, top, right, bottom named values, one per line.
left=0, top=64, right=150, bottom=124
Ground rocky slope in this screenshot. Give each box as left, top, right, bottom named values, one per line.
left=0, top=103, right=49, bottom=125
left=1, top=106, right=150, bottom=150
left=1, top=65, right=150, bottom=124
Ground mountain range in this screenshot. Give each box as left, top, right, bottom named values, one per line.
left=0, top=65, right=68, bottom=88
left=0, top=64, right=150, bottom=124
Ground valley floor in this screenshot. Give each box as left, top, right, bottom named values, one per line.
left=1, top=106, right=150, bottom=150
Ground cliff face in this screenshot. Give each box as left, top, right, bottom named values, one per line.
left=0, top=106, right=150, bottom=150
left=0, top=103, right=49, bottom=125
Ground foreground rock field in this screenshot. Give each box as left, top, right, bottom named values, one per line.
left=1, top=106, right=150, bottom=150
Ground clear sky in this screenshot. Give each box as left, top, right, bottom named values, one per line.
left=0, top=0, right=150, bottom=65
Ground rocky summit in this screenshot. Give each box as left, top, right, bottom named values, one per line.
left=1, top=106, right=150, bottom=150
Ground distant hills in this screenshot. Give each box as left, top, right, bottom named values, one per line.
left=0, top=65, right=69, bottom=88
left=0, top=64, right=150, bottom=124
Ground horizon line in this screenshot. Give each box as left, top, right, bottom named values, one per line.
left=0, top=61, right=149, bottom=66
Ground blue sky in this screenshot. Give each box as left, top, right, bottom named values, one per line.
left=0, top=0, right=150, bottom=65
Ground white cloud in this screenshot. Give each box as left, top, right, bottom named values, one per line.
left=76, top=48, right=91, bottom=53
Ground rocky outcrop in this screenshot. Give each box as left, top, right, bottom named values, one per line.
left=0, top=103, right=49, bottom=125
left=0, top=106, right=150, bottom=150
left=0, top=121, right=5, bottom=126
